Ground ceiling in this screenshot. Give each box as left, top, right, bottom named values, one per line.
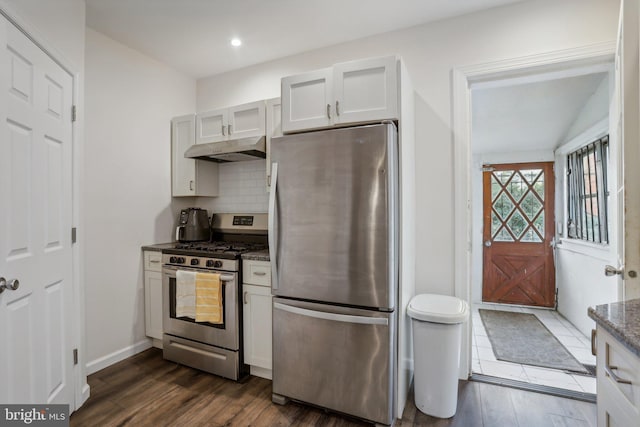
left=85, top=0, right=525, bottom=79
left=471, top=72, right=608, bottom=154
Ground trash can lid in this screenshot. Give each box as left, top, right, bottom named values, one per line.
left=407, top=294, right=469, bottom=324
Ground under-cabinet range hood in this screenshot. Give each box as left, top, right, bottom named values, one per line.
left=184, top=136, right=266, bottom=163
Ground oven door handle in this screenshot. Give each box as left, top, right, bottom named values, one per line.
left=163, top=268, right=234, bottom=283
left=268, top=162, right=279, bottom=290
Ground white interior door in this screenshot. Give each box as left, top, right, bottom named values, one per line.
left=615, top=0, right=640, bottom=300
left=0, top=16, right=75, bottom=405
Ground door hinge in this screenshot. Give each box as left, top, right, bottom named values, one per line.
left=71, top=105, right=77, bottom=122
left=73, top=348, right=78, bottom=365
left=555, top=288, right=559, bottom=308
left=482, top=165, right=495, bottom=172
left=71, top=227, right=77, bottom=244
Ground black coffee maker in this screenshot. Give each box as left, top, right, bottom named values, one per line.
left=175, top=208, right=211, bottom=242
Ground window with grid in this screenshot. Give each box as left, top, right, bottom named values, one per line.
left=566, top=135, right=609, bottom=244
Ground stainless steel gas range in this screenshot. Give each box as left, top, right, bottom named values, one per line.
left=161, top=213, right=267, bottom=380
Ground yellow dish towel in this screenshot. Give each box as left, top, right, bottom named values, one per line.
left=195, top=272, right=223, bottom=324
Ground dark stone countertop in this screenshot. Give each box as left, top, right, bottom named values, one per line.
left=241, top=250, right=270, bottom=262
left=588, top=298, right=640, bottom=358
left=141, top=242, right=175, bottom=252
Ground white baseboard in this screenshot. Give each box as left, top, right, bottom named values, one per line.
left=249, top=365, right=272, bottom=380
left=86, top=339, right=152, bottom=375
left=81, top=384, right=90, bottom=405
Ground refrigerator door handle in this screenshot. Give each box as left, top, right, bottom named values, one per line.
left=274, top=302, right=389, bottom=326
left=268, top=162, right=279, bottom=289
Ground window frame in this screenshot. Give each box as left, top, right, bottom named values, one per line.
left=566, top=135, right=610, bottom=244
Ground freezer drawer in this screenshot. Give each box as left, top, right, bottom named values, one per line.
left=272, top=298, right=396, bottom=425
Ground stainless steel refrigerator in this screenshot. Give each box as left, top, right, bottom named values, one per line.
left=268, top=122, right=398, bottom=426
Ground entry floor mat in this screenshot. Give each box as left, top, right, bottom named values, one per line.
left=479, top=309, right=588, bottom=374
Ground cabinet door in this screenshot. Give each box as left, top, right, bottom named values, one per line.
left=282, top=67, right=333, bottom=133
left=266, top=97, right=281, bottom=190
left=171, top=114, right=196, bottom=196
left=333, top=56, right=398, bottom=125
left=196, top=108, right=228, bottom=144
left=145, top=270, right=163, bottom=340
left=228, top=100, right=266, bottom=139
left=243, top=284, right=272, bottom=370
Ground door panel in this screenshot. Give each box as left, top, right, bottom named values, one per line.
left=272, top=298, right=394, bottom=425
left=281, top=67, right=332, bottom=132
left=0, top=17, right=74, bottom=405
left=270, top=124, right=397, bottom=309
left=196, top=108, right=227, bottom=144
left=482, top=162, right=556, bottom=307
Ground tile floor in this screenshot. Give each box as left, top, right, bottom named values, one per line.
left=471, top=302, right=597, bottom=394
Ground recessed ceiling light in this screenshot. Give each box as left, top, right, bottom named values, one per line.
left=230, top=38, right=242, bottom=47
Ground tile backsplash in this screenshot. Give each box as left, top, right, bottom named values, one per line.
left=196, top=160, right=269, bottom=213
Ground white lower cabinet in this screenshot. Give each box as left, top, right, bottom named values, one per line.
left=243, top=260, right=272, bottom=379
left=143, top=251, right=163, bottom=347
left=595, top=325, right=640, bottom=426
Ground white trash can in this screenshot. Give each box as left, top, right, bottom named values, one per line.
left=407, top=293, right=469, bottom=418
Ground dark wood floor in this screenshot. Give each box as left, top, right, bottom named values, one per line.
left=70, top=348, right=596, bottom=427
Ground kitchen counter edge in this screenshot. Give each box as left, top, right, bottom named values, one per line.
left=241, top=250, right=270, bottom=261
left=588, top=298, right=640, bottom=357
left=141, top=242, right=175, bottom=252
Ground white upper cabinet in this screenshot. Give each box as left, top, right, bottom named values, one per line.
left=196, top=100, right=265, bottom=144
left=228, top=100, right=266, bottom=139
left=282, top=67, right=333, bottom=132
left=172, top=114, right=219, bottom=197
left=196, top=108, right=227, bottom=144
left=281, top=56, right=399, bottom=133
left=333, top=56, right=398, bottom=125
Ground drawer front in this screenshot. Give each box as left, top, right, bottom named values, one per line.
left=597, top=326, right=640, bottom=409
left=243, top=260, right=271, bottom=287
left=272, top=298, right=394, bottom=425
left=144, top=251, right=162, bottom=272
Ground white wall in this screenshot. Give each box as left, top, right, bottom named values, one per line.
left=555, top=74, right=616, bottom=336
left=84, top=29, right=196, bottom=369
left=196, top=0, right=619, bottom=299
left=0, top=0, right=85, bottom=69
left=563, top=75, right=610, bottom=142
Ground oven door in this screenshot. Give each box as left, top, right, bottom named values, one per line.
left=162, top=265, right=239, bottom=351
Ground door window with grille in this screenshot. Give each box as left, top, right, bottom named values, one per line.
left=490, top=168, right=545, bottom=243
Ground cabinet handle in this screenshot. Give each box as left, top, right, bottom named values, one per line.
left=243, top=291, right=248, bottom=304
left=604, top=364, right=632, bottom=385
left=149, top=260, right=160, bottom=264
left=335, top=100, right=340, bottom=116
left=189, top=180, right=194, bottom=191
left=326, top=104, right=331, bottom=119
left=228, top=124, right=232, bottom=135
left=222, top=124, right=226, bottom=136
left=591, top=329, right=597, bottom=356
left=253, top=271, right=266, bottom=276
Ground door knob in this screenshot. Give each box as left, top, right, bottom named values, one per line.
left=604, top=265, right=624, bottom=276
left=0, top=278, right=18, bottom=293
left=484, top=240, right=492, bottom=247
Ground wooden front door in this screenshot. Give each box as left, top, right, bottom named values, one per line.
left=482, top=162, right=555, bottom=307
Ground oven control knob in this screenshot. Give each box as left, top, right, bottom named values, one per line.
left=177, top=257, right=186, bottom=264
left=169, top=256, right=177, bottom=263
left=191, top=259, right=199, bottom=266
left=206, top=260, right=214, bottom=267
left=214, top=260, right=223, bottom=268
